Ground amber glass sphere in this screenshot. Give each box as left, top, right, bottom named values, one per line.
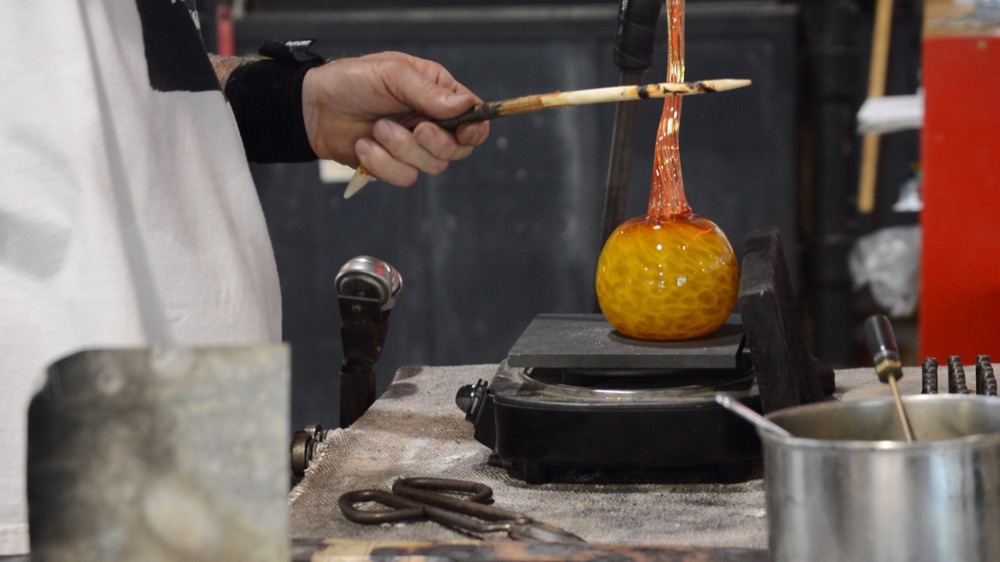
left=595, top=214, right=739, bottom=340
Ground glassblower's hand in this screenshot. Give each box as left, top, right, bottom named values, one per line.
left=301, top=51, right=490, bottom=188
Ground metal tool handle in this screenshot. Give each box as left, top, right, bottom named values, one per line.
left=613, top=0, right=663, bottom=71
left=435, top=103, right=502, bottom=130
left=864, top=314, right=915, bottom=442
left=339, top=489, right=426, bottom=524
left=864, top=314, right=902, bottom=383
left=340, top=478, right=586, bottom=543
left=339, top=483, right=520, bottom=538
left=393, top=478, right=520, bottom=524
left=393, top=478, right=494, bottom=505
left=392, top=478, right=585, bottom=542
left=594, top=0, right=664, bottom=312
left=715, top=392, right=793, bottom=438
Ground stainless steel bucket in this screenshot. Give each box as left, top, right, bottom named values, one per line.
left=760, top=394, right=1000, bottom=562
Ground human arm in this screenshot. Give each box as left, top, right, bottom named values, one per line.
left=300, top=51, right=489, bottom=188
left=209, top=54, right=248, bottom=89
left=212, top=50, right=489, bottom=188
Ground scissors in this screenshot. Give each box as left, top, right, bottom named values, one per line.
left=338, top=477, right=585, bottom=543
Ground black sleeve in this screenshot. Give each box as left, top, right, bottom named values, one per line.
left=224, top=41, right=325, bottom=163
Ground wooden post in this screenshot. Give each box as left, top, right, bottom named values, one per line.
left=857, top=0, right=896, bottom=214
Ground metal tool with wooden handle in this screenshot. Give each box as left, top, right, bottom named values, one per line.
left=864, top=314, right=916, bottom=441
left=343, top=78, right=752, bottom=199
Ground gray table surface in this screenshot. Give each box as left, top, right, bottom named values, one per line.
left=288, top=364, right=902, bottom=548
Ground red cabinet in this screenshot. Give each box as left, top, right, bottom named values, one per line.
left=920, top=28, right=1000, bottom=360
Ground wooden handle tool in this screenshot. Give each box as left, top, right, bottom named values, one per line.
left=343, top=78, right=752, bottom=199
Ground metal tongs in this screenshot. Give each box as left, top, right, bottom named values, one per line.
left=339, top=477, right=585, bottom=543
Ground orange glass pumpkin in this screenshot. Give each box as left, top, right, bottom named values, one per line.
left=595, top=0, right=739, bottom=341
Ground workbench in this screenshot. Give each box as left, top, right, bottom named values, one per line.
left=288, top=364, right=891, bottom=561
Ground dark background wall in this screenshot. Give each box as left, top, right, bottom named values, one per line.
left=206, top=1, right=921, bottom=433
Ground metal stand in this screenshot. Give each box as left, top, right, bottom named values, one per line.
left=594, top=0, right=663, bottom=311
left=338, top=294, right=389, bottom=427
left=336, top=257, right=402, bottom=427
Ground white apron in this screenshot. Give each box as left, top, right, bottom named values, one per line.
left=0, top=1, right=282, bottom=553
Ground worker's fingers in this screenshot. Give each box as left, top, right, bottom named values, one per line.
left=372, top=120, right=447, bottom=176
left=412, top=122, right=477, bottom=162
left=354, top=115, right=487, bottom=189
left=355, top=137, right=420, bottom=188
left=388, top=60, right=480, bottom=121
left=454, top=120, right=490, bottom=149
left=372, top=119, right=473, bottom=177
